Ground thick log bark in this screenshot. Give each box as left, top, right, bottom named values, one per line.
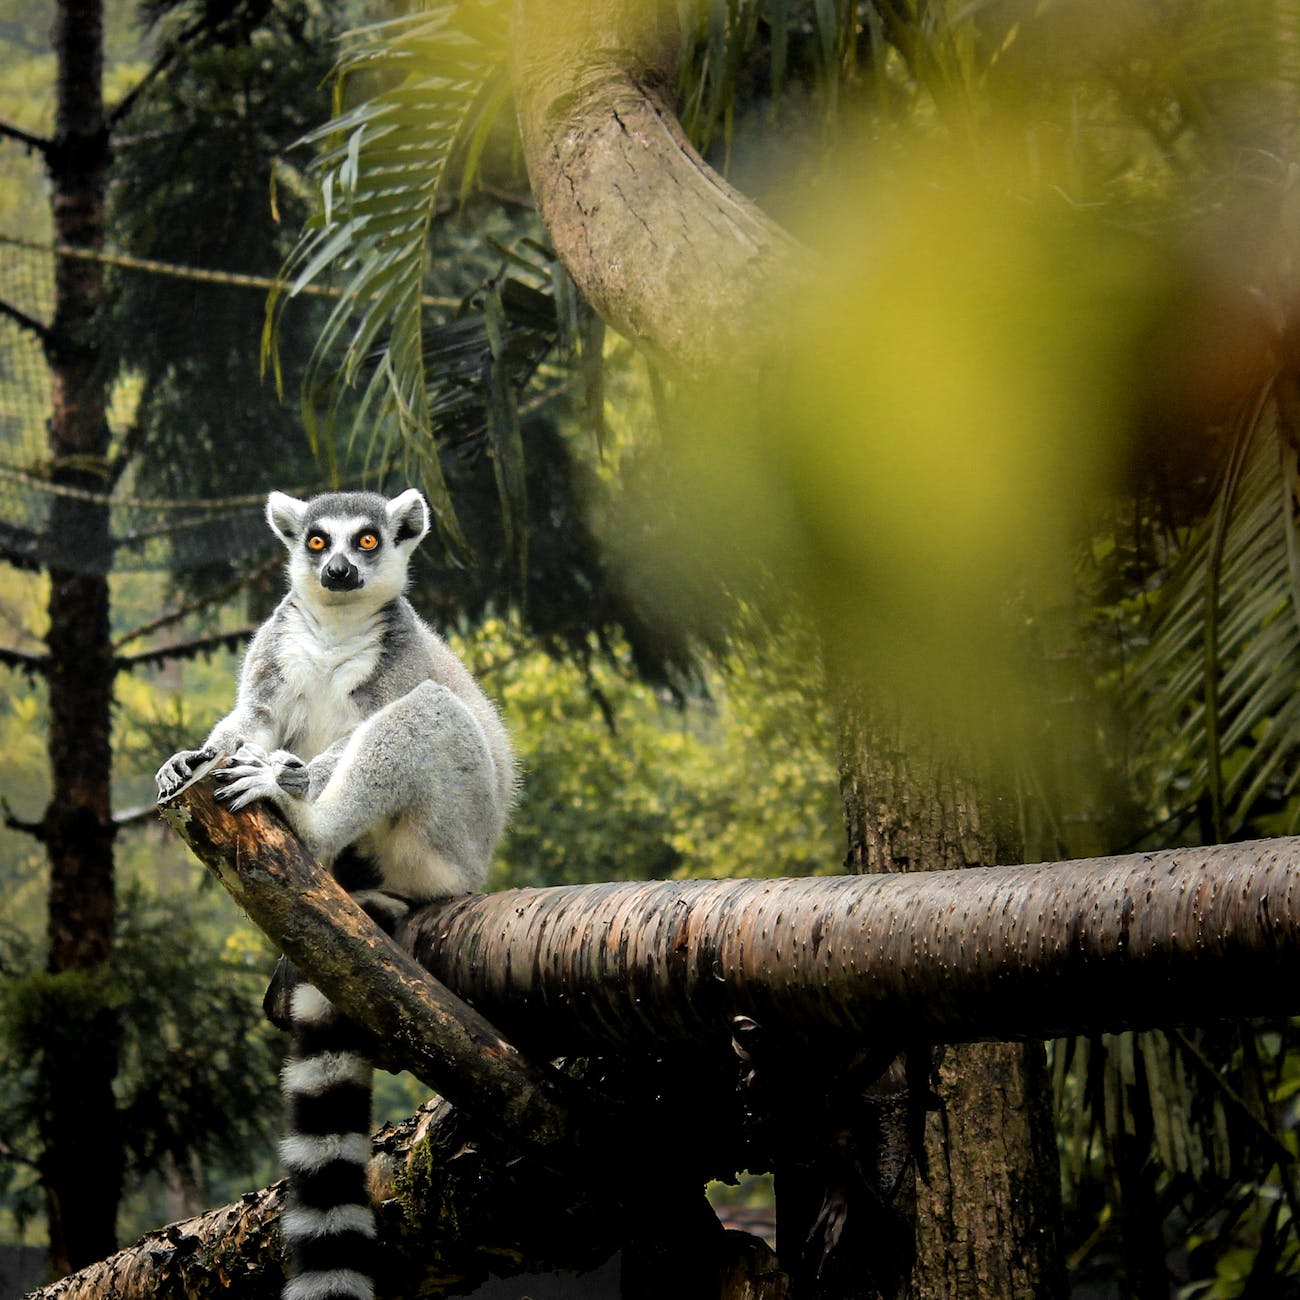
left=39, top=0, right=121, bottom=1273
left=29, top=1179, right=286, bottom=1300
left=407, top=841, right=1300, bottom=1053
left=27, top=1042, right=786, bottom=1300
left=25, top=1099, right=619, bottom=1300
left=142, top=774, right=1300, bottom=1299
left=508, top=0, right=804, bottom=379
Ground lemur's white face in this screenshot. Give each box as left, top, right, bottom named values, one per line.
left=266, top=489, right=430, bottom=610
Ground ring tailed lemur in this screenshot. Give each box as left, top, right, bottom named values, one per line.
left=156, top=488, right=514, bottom=1300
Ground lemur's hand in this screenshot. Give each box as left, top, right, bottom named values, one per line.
left=269, top=749, right=310, bottom=797
left=155, top=747, right=217, bottom=800
left=216, top=745, right=308, bottom=810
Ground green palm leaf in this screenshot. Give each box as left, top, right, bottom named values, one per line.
left=1132, top=387, right=1300, bottom=839
left=264, top=0, right=511, bottom=551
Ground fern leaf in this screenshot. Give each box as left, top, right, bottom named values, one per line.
left=266, top=0, right=511, bottom=552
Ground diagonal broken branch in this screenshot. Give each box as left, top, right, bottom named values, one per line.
left=157, top=773, right=598, bottom=1175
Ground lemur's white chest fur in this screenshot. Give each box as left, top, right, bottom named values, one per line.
left=274, top=602, right=385, bottom=760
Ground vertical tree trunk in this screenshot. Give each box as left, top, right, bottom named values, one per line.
left=838, top=708, right=1067, bottom=1300
left=38, top=0, right=122, bottom=1273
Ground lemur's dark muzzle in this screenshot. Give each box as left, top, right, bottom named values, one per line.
left=321, top=555, right=362, bottom=591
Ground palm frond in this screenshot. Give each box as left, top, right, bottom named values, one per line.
left=1131, top=385, right=1300, bottom=838
left=264, top=0, right=511, bottom=551
left=1057, top=1025, right=1298, bottom=1256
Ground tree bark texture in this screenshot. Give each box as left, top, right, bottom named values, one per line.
left=841, top=722, right=1066, bottom=1299
left=146, top=774, right=1300, bottom=1299
left=408, top=841, right=1300, bottom=1054
left=39, top=0, right=121, bottom=1274
left=25, top=1098, right=617, bottom=1300
left=508, top=0, right=805, bottom=380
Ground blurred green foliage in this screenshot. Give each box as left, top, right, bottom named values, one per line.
left=474, top=612, right=839, bottom=888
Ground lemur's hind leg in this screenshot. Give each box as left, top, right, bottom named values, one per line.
left=218, top=680, right=502, bottom=897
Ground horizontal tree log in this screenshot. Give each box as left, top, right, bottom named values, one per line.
left=407, top=838, right=1300, bottom=1054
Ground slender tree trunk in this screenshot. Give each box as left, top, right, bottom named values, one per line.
left=839, top=709, right=1067, bottom=1299
left=38, top=0, right=121, bottom=1273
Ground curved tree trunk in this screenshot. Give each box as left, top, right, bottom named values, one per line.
left=508, top=0, right=804, bottom=380
left=157, top=772, right=597, bottom=1171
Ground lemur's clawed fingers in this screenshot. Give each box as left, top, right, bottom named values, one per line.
left=351, top=889, right=414, bottom=934
left=215, top=758, right=282, bottom=811
left=156, top=754, right=191, bottom=797
left=273, top=752, right=310, bottom=797
left=217, top=748, right=310, bottom=806
left=155, top=747, right=216, bottom=799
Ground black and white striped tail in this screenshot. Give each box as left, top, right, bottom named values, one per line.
left=274, top=890, right=412, bottom=1300
left=279, top=980, right=377, bottom=1300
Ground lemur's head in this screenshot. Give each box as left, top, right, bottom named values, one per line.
left=266, top=489, right=430, bottom=608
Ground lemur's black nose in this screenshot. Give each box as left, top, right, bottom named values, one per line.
left=321, top=555, right=362, bottom=591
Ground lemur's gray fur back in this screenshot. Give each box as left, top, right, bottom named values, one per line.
left=156, top=488, right=513, bottom=1300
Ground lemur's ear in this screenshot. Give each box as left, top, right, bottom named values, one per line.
left=387, top=489, right=430, bottom=550
left=266, top=492, right=308, bottom=548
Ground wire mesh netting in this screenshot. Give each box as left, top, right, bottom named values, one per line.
left=0, top=237, right=299, bottom=575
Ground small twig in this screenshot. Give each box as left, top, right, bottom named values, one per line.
left=0, top=116, right=52, bottom=155
left=105, top=415, right=147, bottom=490
left=0, top=645, right=49, bottom=676
left=0, top=295, right=52, bottom=345
left=2, top=795, right=46, bottom=841
left=113, top=555, right=279, bottom=650
left=114, top=802, right=161, bottom=828
left=115, top=625, right=257, bottom=672
left=106, top=45, right=179, bottom=130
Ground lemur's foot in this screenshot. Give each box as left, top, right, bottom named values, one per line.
left=155, top=747, right=217, bottom=800
left=351, top=889, right=415, bottom=934
left=216, top=744, right=307, bottom=810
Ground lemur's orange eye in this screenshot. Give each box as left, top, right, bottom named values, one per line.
left=358, top=533, right=379, bottom=551
left=306, top=534, right=327, bottom=552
